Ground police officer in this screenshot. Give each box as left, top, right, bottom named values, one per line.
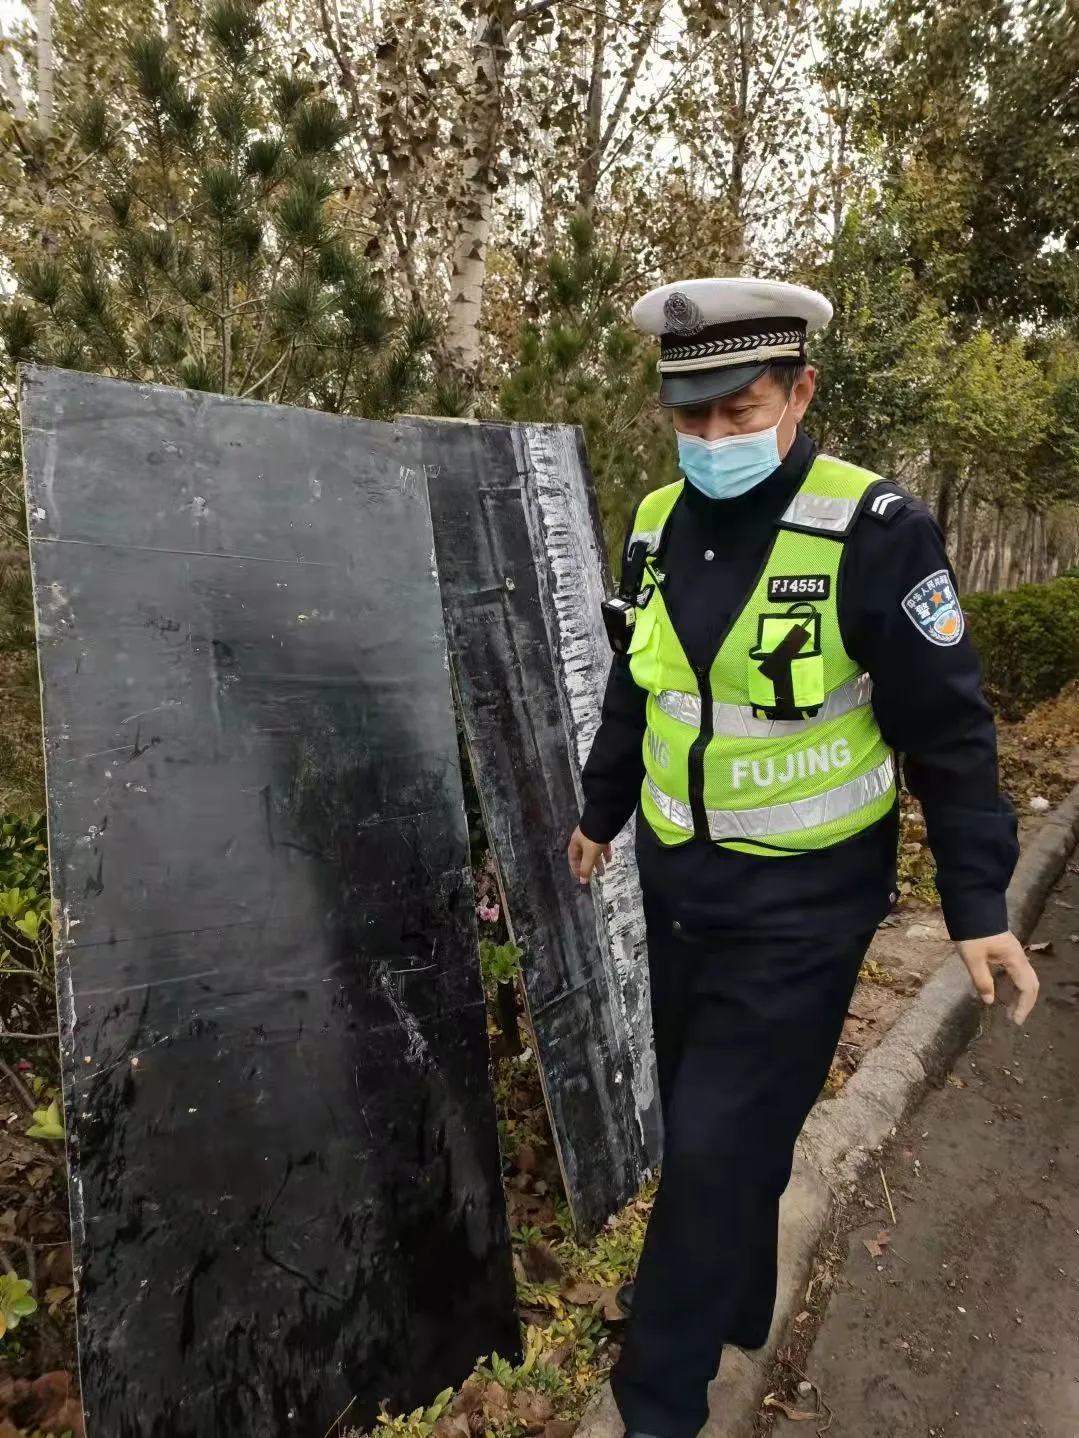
left=565, top=278, right=1040, bottom=1438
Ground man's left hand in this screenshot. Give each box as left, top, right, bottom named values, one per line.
left=956, top=931, right=1040, bottom=1024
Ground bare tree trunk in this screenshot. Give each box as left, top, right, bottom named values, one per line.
left=1022, top=509, right=1036, bottom=584
left=955, top=487, right=968, bottom=588
left=968, top=518, right=990, bottom=593
left=577, top=1, right=606, bottom=211
left=315, top=0, right=423, bottom=308
left=443, top=8, right=508, bottom=387
left=725, top=0, right=754, bottom=271
left=35, top=0, right=53, bottom=138
left=579, top=0, right=663, bottom=211
left=991, top=505, right=1006, bottom=592
left=935, top=463, right=958, bottom=548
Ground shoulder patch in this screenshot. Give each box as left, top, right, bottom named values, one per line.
left=902, top=569, right=965, bottom=647
left=861, top=482, right=915, bottom=525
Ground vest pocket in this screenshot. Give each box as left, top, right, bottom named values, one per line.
left=747, top=608, right=825, bottom=715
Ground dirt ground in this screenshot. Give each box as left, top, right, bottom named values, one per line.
left=767, top=867, right=1079, bottom=1438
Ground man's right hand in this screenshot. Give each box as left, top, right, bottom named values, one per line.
left=567, top=826, right=612, bottom=886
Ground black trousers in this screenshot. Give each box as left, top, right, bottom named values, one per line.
left=610, top=899, right=874, bottom=1438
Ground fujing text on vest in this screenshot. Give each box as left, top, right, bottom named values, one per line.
left=731, top=738, right=852, bottom=791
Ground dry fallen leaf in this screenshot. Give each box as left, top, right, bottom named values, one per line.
left=432, top=1415, right=471, bottom=1438
left=512, top=1390, right=554, bottom=1431
left=863, top=1230, right=893, bottom=1259
left=562, top=1280, right=606, bottom=1306
left=541, top=1337, right=576, bottom=1371
left=449, top=1378, right=485, bottom=1419
left=483, top=1381, right=511, bottom=1422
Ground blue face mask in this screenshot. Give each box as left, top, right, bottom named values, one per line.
left=676, top=406, right=788, bottom=500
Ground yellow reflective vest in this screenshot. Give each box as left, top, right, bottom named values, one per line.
left=626, top=455, right=897, bottom=856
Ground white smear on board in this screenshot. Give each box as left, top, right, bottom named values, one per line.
left=517, top=422, right=658, bottom=1152
left=377, top=963, right=429, bottom=1065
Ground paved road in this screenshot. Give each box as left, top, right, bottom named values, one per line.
left=772, top=871, right=1079, bottom=1438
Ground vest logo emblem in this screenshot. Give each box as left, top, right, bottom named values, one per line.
left=731, top=738, right=851, bottom=790
left=902, top=569, right=964, bottom=647
left=647, top=729, right=670, bottom=769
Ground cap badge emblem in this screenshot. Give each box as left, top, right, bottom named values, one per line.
left=662, top=291, right=705, bottom=336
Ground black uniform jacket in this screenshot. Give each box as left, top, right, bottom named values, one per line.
left=579, top=428, right=1019, bottom=941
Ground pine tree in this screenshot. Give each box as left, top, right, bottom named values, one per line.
left=0, top=0, right=438, bottom=419
left=499, top=213, right=677, bottom=560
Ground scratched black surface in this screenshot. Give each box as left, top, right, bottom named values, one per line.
left=20, top=368, right=519, bottom=1437
left=408, top=419, right=651, bottom=1237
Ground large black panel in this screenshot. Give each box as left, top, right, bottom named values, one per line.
left=406, top=418, right=659, bottom=1237
left=21, top=368, right=519, bottom=1438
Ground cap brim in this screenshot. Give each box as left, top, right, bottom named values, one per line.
left=658, top=362, right=770, bottom=409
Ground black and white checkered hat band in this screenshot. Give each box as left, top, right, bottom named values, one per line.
left=658, top=326, right=806, bottom=374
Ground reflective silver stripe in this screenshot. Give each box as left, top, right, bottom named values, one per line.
left=656, top=673, right=873, bottom=737
left=656, top=689, right=704, bottom=727
left=646, top=755, right=895, bottom=842
left=629, top=527, right=665, bottom=553
left=779, top=492, right=859, bottom=533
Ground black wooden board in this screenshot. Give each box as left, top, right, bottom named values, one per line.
left=20, top=368, right=519, bottom=1438
left=405, top=418, right=660, bottom=1237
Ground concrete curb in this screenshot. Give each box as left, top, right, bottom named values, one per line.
left=576, top=782, right=1079, bottom=1438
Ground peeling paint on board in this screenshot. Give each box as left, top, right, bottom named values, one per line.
left=406, top=416, right=659, bottom=1238
left=517, top=423, right=658, bottom=1139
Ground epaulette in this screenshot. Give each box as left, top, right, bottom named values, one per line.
left=859, top=480, right=917, bottom=526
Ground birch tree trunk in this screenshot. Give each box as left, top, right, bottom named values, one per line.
left=0, top=0, right=52, bottom=140
left=0, top=23, right=30, bottom=126
left=443, top=8, right=508, bottom=386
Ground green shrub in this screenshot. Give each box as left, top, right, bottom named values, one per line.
left=963, top=576, right=1079, bottom=720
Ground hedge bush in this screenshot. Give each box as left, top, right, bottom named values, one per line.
left=963, top=576, right=1079, bottom=720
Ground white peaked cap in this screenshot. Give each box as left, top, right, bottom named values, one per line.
left=632, top=278, right=833, bottom=407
